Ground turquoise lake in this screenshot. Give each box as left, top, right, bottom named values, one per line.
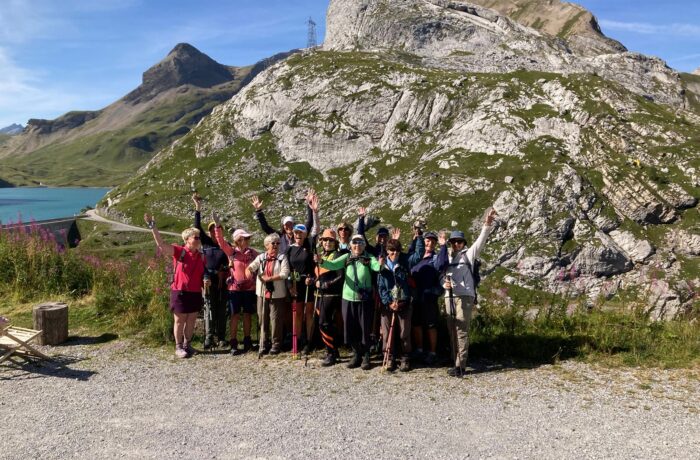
left=0, top=187, right=110, bottom=223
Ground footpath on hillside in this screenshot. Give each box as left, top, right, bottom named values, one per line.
left=83, top=210, right=179, bottom=236
left=1, top=339, right=698, bottom=459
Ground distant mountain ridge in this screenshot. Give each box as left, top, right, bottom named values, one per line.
left=0, top=44, right=296, bottom=186
left=0, top=124, right=24, bottom=135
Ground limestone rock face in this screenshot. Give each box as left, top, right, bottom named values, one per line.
left=324, top=0, right=683, bottom=106
left=694, top=67, right=700, bottom=76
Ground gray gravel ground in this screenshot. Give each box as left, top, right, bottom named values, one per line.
left=1, top=339, right=699, bottom=460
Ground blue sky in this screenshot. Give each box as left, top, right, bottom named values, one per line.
left=1, top=0, right=699, bottom=128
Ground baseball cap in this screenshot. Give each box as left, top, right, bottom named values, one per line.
left=232, top=229, right=252, bottom=241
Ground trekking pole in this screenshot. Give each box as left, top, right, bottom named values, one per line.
left=203, top=284, right=212, bottom=352
left=446, top=274, right=462, bottom=377
left=382, top=311, right=396, bottom=370
left=306, top=238, right=322, bottom=367
left=292, top=271, right=299, bottom=360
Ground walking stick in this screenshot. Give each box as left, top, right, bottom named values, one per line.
left=446, top=274, right=462, bottom=377
left=292, top=271, right=299, bottom=360
left=382, top=311, right=396, bottom=370
left=202, top=284, right=212, bottom=351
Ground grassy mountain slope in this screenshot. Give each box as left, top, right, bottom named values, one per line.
left=0, top=83, right=246, bottom=186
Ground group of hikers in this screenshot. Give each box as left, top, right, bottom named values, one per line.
left=144, top=190, right=497, bottom=377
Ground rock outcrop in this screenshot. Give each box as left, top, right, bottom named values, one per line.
left=467, top=0, right=626, bottom=56
left=324, top=0, right=683, bottom=106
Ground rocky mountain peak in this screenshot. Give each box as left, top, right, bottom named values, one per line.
left=324, top=0, right=682, bottom=107
left=124, top=42, right=236, bottom=103
left=694, top=66, right=700, bottom=75
left=466, top=0, right=626, bottom=55
left=0, top=123, right=24, bottom=135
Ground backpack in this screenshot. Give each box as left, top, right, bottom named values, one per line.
left=450, top=252, right=481, bottom=304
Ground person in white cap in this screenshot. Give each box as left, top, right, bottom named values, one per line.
left=251, top=189, right=318, bottom=254
left=212, top=212, right=259, bottom=355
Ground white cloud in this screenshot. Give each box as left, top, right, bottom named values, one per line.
left=0, top=0, right=68, bottom=44
left=0, top=47, right=105, bottom=127
left=600, top=19, right=700, bottom=37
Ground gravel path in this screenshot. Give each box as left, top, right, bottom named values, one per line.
left=1, top=340, right=698, bottom=460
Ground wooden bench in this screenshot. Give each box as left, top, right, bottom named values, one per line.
left=0, top=324, right=50, bottom=364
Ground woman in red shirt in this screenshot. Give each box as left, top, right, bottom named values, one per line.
left=145, top=213, right=210, bottom=359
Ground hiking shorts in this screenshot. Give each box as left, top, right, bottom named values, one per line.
left=412, top=292, right=439, bottom=329
left=170, top=290, right=203, bottom=314
left=228, top=290, right=256, bottom=315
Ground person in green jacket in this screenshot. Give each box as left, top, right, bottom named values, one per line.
left=317, top=234, right=382, bottom=370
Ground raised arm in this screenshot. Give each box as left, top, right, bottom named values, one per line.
left=144, top=213, right=174, bottom=258
left=252, top=195, right=276, bottom=235
left=434, top=232, right=449, bottom=272
left=212, top=211, right=234, bottom=257
left=307, top=191, right=320, bottom=238
left=408, top=235, right=425, bottom=268
left=357, top=207, right=366, bottom=239
left=192, top=193, right=216, bottom=247
left=466, top=208, right=498, bottom=264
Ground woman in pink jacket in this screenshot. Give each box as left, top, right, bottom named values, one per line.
left=212, top=212, right=259, bottom=355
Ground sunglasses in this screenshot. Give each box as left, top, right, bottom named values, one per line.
left=451, top=240, right=466, bottom=245
left=270, top=242, right=281, bottom=246
left=351, top=240, right=365, bottom=245
left=320, top=238, right=334, bottom=242
left=192, top=236, right=200, bottom=240
left=338, top=228, right=350, bottom=232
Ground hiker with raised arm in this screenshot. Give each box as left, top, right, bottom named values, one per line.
left=286, top=192, right=321, bottom=356
left=251, top=189, right=317, bottom=254
left=144, top=213, right=210, bottom=359
left=246, top=233, right=290, bottom=356
left=316, top=234, right=381, bottom=370
left=314, top=228, right=345, bottom=366
left=377, top=228, right=421, bottom=372
left=408, top=228, right=443, bottom=366
left=436, top=209, right=498, bottom=377
left=211, top=211, right=259, bottom=355
left=192, top=193, right=229, bottom=349
left=357, top=206, right=390, bottom=257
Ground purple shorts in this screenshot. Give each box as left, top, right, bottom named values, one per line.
left=170, top=290, right=203, bottom=314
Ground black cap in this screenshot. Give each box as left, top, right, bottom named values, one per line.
left=376, top=227, right=389, bottom=236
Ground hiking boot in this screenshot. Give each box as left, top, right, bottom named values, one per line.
left=321, top=352, right=336, bottom=367
left=361, top=352, right=371, bottom=371
left=447, top=367, right=464, bottom=378
left=175, top=344, right=187, bottom=359
left=203, top=337, right=213, bottom=350
left=347, top=352, right=362, bottom=369
left=302, top=344, right=312, bottom=356
left=424, top=352, right=437, bottom=366
left=269, top=347, right=281, bottom=355
left=399, top=357, right=411, bottom=372
left=183, top=342, right=195, bottom=357
left=217, top=340, right=228, bottom=349
left=229, top=339, right=239, bottom=354
left=385, top=357, right=397, bottom=372
left=242, top=336, right=253, bottom=353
